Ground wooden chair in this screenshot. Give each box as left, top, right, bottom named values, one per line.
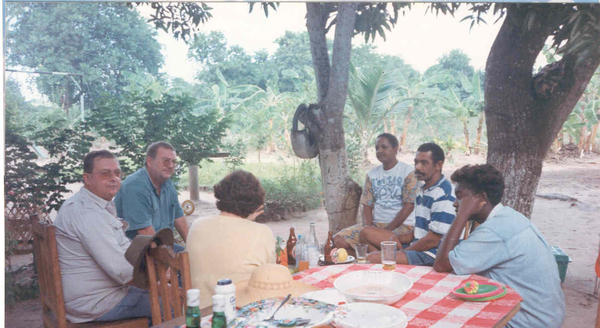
left=145, top=245, right=192, bottom=326
left=30, top=215, right=148, bottom=328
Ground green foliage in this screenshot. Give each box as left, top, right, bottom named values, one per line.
left=261, top=161, right=323, bottom=212
left=88, top=73, right=229, bottom=175
left=223, top=138, right=247, bottom=171
left=5, top=82, right=94, bottom=213
left=188, top=31, right=274, bottom=90
left=135, top=2, right=213, bottom=42
left=6, top=2, right=163, bottom=108
left=5, top=269, right=39, bottom=307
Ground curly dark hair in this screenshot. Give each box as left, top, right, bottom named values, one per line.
left=214, top=170, right=265, bottom=218
left=450, top=164, right=505, bottom=206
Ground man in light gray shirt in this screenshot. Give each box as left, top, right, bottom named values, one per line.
left=54, top=150, right=152, bottom=323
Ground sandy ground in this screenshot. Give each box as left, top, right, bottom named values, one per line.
left=6, top=151, right=600, bottom=327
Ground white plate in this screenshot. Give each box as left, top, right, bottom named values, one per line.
left=231, top=297, right=337, bottom=328
left=333, top=302, right=408, bottom=328
left=319, top=254, right=356, bottom=264
left=301, top=288, right=347, bottom=305
left=334, top=270, right=413, bottom=305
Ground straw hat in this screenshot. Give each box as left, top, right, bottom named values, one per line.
left=235, top=263, right=318, bottom=307
left=125, top=228, right=174, bottom=289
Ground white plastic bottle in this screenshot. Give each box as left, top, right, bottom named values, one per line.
left=214, top=278, right=236, bottom=324
left=307, top=222, right=320, bottom=268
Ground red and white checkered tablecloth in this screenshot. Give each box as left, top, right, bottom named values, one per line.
left=293, top=263, right=523, bottom=328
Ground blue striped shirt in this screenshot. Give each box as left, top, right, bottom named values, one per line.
left=413, top=175, right=456, bottom=255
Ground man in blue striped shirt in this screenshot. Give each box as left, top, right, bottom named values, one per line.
left=365, top=142, right=456, bottom=266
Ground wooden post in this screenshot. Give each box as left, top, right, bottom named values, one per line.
left=189, top=165, right=199, bottom=202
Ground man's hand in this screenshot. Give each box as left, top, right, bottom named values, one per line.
left=457, top=194, right=486, bottom=220
left=363, top=205, right=374, bottom=227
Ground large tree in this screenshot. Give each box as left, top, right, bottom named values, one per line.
left=485, top=4, right=600, bottom=217
left=6, top=3, right=163, bottom=109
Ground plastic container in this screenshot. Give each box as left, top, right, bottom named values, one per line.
left=551, top=245, right=571, bottom=283
left=214, top=278, right=236, bottom=324
left=307, top=223, right=320, bottom=268
left=295, top=235, right=309, bottom=272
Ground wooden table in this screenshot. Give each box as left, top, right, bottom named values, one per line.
left=294, top=263, right=522, bottom=328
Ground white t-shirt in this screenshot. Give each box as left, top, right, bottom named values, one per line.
left=360, top=161, right=418, bottom=225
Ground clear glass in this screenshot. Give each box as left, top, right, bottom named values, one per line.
left=354, top=244, right=368, bottom=263
left=307, top=223, right=320, bottom=268
left=380, top=241, right=397, bottom=271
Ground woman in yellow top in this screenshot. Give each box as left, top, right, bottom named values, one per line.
left=186, top=170, right=276, bottom=307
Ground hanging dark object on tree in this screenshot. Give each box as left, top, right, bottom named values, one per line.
left=291, top=104, right=319, bottom=159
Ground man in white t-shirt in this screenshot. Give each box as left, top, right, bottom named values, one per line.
left=333, top=133, right=418, bottom=255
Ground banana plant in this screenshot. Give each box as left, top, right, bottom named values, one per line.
left=394, top=72, right=448, bottom=152
left=560, top=69, right=600, bottom=153
left=440, top=71, right=485, bottom=154
left=346, top=63, right=403, bottom=168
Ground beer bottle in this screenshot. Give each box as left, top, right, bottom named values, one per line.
left=286, top=227, right=297, bottom=265
left=211, top=294, right=227, bottom=328
left=324, top=231, right=336, bottom=265
left=185, top=289, right=201, bottom=328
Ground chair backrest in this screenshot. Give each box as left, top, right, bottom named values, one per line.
left=31, top=214, right=68, bottom=328
left=145, top=245, right=192, bottom=325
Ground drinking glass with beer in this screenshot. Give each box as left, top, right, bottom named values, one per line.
left=380, top=241, right=397, bottom=271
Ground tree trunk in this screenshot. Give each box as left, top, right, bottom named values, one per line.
left=587, top=123, right=599, bottom=152
left=306, top=3, right=361, bottom=233
left=577, top=124, right=587, bottom=153
left=390, top=115, right=397, bottom=136
left=189, top=165, right=199, bottom=201
left=361, top=139, right=371, bottom=170
left=474, top=113, right=485, bottom=155
left=485, top=4, right=600, bottom=218
left=462, top=119, right=471, bottom=154
left=399, top=105, right=413, bottom=152
left=551, top=132, right=562, bottom=153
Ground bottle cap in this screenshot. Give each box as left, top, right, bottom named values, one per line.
left=187, top=289, right=200, bottom=307
left=217, top=278, right=232, bottom=286
left=212, top=294, right=226, bottom=312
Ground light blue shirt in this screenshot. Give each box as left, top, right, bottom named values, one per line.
left=115, top=167, right=184, bottom=239
left=449, top=204, right=565, bottom=328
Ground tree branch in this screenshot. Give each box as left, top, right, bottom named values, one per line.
left=306, top=3, right=331, bottom=103
left=324, top=2, right=358, bottom=119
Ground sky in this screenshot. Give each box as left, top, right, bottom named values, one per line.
left=144, top=3, right=507, bottom=83
left=10, top=3, right=510, bottom=101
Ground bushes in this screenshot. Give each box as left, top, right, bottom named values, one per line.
left=260, top=161, right=323, bottom=220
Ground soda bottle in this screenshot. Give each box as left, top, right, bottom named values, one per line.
left=211, top=294, right=227, bottom=328
left=306, top=223, right=320, bottom=268
left=286, top=227, right=297, bottom=266
left=324, top=231, right=336, bottom=265
left=295, top=235, right=309, bottom=272
left=185, top=289, right=201, bottom=328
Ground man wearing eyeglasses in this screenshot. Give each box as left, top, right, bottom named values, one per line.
left=115, top=141, right=188, bottom=252
left=54, top=150, right=152, bottom=323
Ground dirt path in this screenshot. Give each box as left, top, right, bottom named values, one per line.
left=6, top=152, right=600, bottom=327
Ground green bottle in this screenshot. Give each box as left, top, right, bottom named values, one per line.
left=211, top=294, right=227, bottom=328
left=186, top=289, right=201, bottom=328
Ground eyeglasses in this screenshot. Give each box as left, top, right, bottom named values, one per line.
left=92, top=170, right=122, bottom=180
left=157, top=157, right=179, bottom=167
